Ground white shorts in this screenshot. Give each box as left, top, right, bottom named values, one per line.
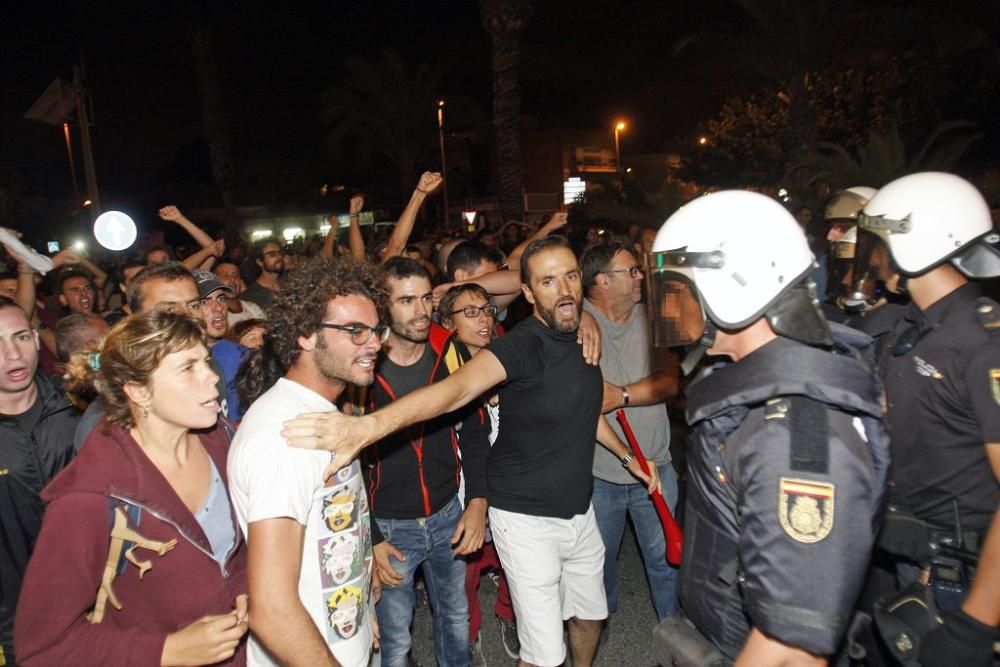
left=489, top=504, right=608, bottom=666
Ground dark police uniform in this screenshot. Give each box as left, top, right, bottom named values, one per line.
left=877, top=282, right=1000, bottom=536
left=680, top=329, right=888, bottom=659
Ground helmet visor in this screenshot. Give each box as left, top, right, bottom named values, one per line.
left=645, top=270, right=706, bottom=347
left=842, top=229, right=897, bottom=305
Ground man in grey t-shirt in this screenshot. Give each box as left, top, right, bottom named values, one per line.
left=581, top=240, right=680, bottom=621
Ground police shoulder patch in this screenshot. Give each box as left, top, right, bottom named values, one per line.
left=778, top=477, right=835, bottom=543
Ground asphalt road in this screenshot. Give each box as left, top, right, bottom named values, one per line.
left=408, top=520, right=663, bottom=666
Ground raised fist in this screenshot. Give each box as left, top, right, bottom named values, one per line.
left=350, top=194, right=365, bottom=215
left=158, top=205, right=184, bottom=222
left=416, top=172, right=443, bottom=195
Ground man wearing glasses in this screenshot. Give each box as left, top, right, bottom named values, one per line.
left=362, top=257, right=490, bottom=667
left=580, top=240, right=681, bottom=627
left=228, top=257, right=386, bottom=667
left=242, top=236, right=286, bottom=309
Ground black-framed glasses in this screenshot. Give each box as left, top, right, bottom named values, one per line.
left=449, top=304, right=498, bottom=319
left=607, top=266, right=644, bottom=279
left=318, top=322, right=390, bottom=345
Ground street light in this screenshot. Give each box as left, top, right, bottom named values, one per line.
left=437, top=100, right=451, bottom=228
left=614, top=121, right=627, bottom=175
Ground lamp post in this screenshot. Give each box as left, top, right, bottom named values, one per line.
left=614, top=121, right=626, bottom=175
left=437, top=100, right=451, bottom=228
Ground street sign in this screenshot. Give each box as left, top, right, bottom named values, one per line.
left=93, top=211, right=137, bottom=251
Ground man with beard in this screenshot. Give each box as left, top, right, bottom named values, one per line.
left=228, top=257, right=385, bottom=667
left=241, top=237, right=285, bottom=309
left=364, top=257, right=490, bottom=667
left=0, top=298, right=79, bottom=664
left=283, top=237, right=659, bottom=667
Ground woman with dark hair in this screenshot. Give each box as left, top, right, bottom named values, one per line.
left=15, top=310, right=248, bottom=667
left=438, top=284, right=521, bottom=661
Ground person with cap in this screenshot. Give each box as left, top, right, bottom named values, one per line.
left=194, top=268, right=248, bottom=421
left=645, top=190, right=888, bottom=665
left=854, top=172, right=1000, bottom=666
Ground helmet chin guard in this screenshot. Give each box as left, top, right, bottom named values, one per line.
left=765, top=280, right=833, bottom=347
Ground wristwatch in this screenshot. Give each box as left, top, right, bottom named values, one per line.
left=621, top=386, right=631, bottom=407
left=620, top=454, right=633, bottom=468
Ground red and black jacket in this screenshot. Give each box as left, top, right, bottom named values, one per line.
left=364, top=323, right=490, bottom=544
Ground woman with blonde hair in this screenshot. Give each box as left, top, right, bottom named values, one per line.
left=15, top=309, right=249, bottom=666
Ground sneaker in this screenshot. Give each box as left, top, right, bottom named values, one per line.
left=498, top=616, right=520, bottom=660
left=470, top=636, right=487, bottom=667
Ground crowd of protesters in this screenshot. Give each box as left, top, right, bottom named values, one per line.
left=1, top=168, right=998, bottom=667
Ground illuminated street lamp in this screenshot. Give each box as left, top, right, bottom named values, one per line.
left=614, top=121, right=627, bottom=175
left=437, top=100, right=451, bottom=227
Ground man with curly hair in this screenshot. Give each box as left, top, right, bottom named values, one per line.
left=228, top=257, right=387, bottom=667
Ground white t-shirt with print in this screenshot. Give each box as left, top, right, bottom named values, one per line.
left=228, top=378, right=376, bottom=667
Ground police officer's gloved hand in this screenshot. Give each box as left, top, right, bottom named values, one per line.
left=918, top=609, right=999, bottom=667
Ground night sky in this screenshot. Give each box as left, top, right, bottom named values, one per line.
left=1, top=0, right=995, bottom=232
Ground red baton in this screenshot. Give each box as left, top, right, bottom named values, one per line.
left=615, top=409, right=683, bottom=565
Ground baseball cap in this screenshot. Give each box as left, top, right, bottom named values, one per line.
left=192, top=269, right=235, bottom=299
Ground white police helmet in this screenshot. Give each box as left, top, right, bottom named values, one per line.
left=647, top=190, right=830, bottom=353
left=860, top=172, right=1000, bottom=277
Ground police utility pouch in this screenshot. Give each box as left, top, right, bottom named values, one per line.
left=653, top=614, right=731, bottom=667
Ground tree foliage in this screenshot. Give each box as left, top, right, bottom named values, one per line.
left=322, top=50, right=444, bottom=201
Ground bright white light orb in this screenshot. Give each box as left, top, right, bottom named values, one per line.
left=93, top=211, right=138, bottom=251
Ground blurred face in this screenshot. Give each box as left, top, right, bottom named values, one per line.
left=239, top=324, right=265, bottom=349
left=59, top=276, right=95, bottom=314
left=0, top=278, right=17, bottom=299
left=0, top=306, right=39, bottom=399
left=387, top=275, right=433, bottom=344
left=443, top=291, right=494, bottom=352
left=215, top=263, right=243, bottom=295
left=200, top=289, right=230, bottom=340
left=146, top=249, right=170, bottom=265
left=454, top=259, right=498, bottom=283
left=258, top=243, right=285, bottom=274
left=312, top=295, right=383, bottom=387
left=523, top=246, right=583, bottom=334
left=142, top=343, right=220, bottom=430
left=120, top=265, right=145, bottom=296
left=139, top=277, right=201, bottom=317
left=604, top=249, right=643, bottom=307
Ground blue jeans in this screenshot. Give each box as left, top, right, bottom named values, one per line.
left=375, top=495, right=469, bottom=667
left=592, top=462, right=679, bottom=620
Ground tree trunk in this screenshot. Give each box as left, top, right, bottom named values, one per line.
left=481, top=0, right=531, bottom=223
left=190, top=22, right=238, bottom=240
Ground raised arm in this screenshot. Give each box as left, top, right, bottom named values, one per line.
left=182, top=239, right=224, bottom=272
left=159, top=205, right=214, bottom=248
left=506, top=212, right=568, bottom=268
left=283, top=349, right=507, bottom=471
left=382, top=172, right=442, bottom=262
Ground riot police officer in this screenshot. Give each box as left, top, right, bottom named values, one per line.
left=647, top=191, right=889, bottom=665
left=856, top=172, right=1000, bottom=666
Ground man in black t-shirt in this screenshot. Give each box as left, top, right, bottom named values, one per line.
left=0, top=298, right=79, bottom=664
left=283, top=237, right=659, bottom=667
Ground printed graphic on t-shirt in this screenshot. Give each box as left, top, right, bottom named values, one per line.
left=313, top=463, right=373, bottom=646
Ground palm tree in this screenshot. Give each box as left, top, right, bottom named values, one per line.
left=322, top=50, right=445, bottom=202
left=480, top=0, right=531, bottom=223
left=793, top=121, right=981, bottom=190
left=188, top=17, right=239, bottom=234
